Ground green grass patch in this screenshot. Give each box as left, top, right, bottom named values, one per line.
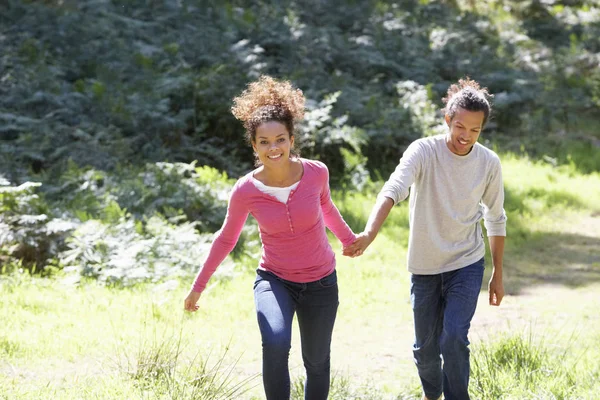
left=471, top=329, right=599, bottom=399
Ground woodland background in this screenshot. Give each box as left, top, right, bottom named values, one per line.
left=1, top=1, right=600, bottom=399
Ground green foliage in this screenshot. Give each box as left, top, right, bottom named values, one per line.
left=3, top=0, right=599, bottom=187
left=112, top=162, right=233, bottom=232
left=298, top=92, right=369, bottom=188
left=52, top=162, right=247, bottom=285
left=42, top=160, right=235, bottom=230
left=0, top=162, right=254, bottom=285
left=0, top=176, right=75, bottom=270
left=61, top=216, right=209, bottom=286
left=363, top=80, right=446, bottom=173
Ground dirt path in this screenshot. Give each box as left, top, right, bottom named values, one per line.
left=472, top=214, right=600, bottom=340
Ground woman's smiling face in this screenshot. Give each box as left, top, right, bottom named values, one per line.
left=252, top=121, right=294, bottom=166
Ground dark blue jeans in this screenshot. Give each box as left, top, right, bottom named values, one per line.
left=253, top=269, right=339, bottom=400
left=410, top=258, right=484, bottom=400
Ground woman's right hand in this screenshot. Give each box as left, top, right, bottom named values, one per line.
left=184, top=290, right=201, bottom=312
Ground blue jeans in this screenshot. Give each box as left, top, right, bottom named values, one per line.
left=411, top=258, right=484, bottom=400
left=253, top=269, right=339, bottom=400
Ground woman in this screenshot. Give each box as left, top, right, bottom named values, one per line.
left=184, top=75, right=357, bottom=400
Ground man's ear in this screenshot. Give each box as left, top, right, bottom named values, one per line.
left=445, top=114, right=451, bottom=127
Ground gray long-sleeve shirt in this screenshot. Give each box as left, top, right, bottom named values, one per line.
left=379, top=134, right=507, bottom=275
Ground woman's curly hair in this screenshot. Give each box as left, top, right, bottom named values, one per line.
left=231, top=76, right=305, bottom=153
left=443, top=77, right=493, bottom=127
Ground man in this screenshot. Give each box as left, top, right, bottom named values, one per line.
left=344, top=77, right=506, bottom=400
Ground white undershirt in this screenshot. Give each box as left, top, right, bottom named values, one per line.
left=252, top=177, right=300, bottom=204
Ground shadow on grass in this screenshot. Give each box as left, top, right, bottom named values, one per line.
left=496, top=228, right=600, bottom=295
left=495, top=186, right=600, bottom=294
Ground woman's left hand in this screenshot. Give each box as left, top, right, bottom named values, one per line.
left=343, top=232, right=374, bottom=257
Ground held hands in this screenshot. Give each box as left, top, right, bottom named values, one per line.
left=488, top=275, right=504, bottom=306
left=184, top=290, right=201, bottom=312
left=342, top=231, right=375, bottom=258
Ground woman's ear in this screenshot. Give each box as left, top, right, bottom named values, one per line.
left=444, top=114, right=451, bottom=127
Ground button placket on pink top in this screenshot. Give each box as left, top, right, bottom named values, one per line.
left=286, top=190, right=295, bottom=233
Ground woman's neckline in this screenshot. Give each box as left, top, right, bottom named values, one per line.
left=252, top=158, right=305, bottom=188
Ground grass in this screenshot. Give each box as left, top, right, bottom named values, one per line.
left=0, top=276, right=260, bottom=399
left=290, top=373, right=408, bottom=400
left=1, top=154, right=600, bottom=399
left=118, top=331, right=257, bottom=399
left=471, top=328, right=600, bottom=399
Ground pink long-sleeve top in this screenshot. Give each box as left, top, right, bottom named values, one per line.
left=192, top=158, right=356, bottom=293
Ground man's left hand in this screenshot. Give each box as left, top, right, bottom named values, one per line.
left=488, top=275, right=504, bottom=306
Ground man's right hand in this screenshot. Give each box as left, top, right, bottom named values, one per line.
left=342, top=231, right=375, bottom=258
left=343, top=196, right=393, bottom=258
left=184, top=290, right=201, bottom=312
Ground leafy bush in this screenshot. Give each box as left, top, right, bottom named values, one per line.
left=0, top=176, right=75, bottom=271
left=3, top=0, right=598, bottom=185
left=51, top=162, right=252, bottom=285
left=298, top=92, right=368, bottom=189
left=61, top=215, right=221, bottom=286
left=112, top=162, right=234, bottom=232
left=0, top=163, right=258, bottom=285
